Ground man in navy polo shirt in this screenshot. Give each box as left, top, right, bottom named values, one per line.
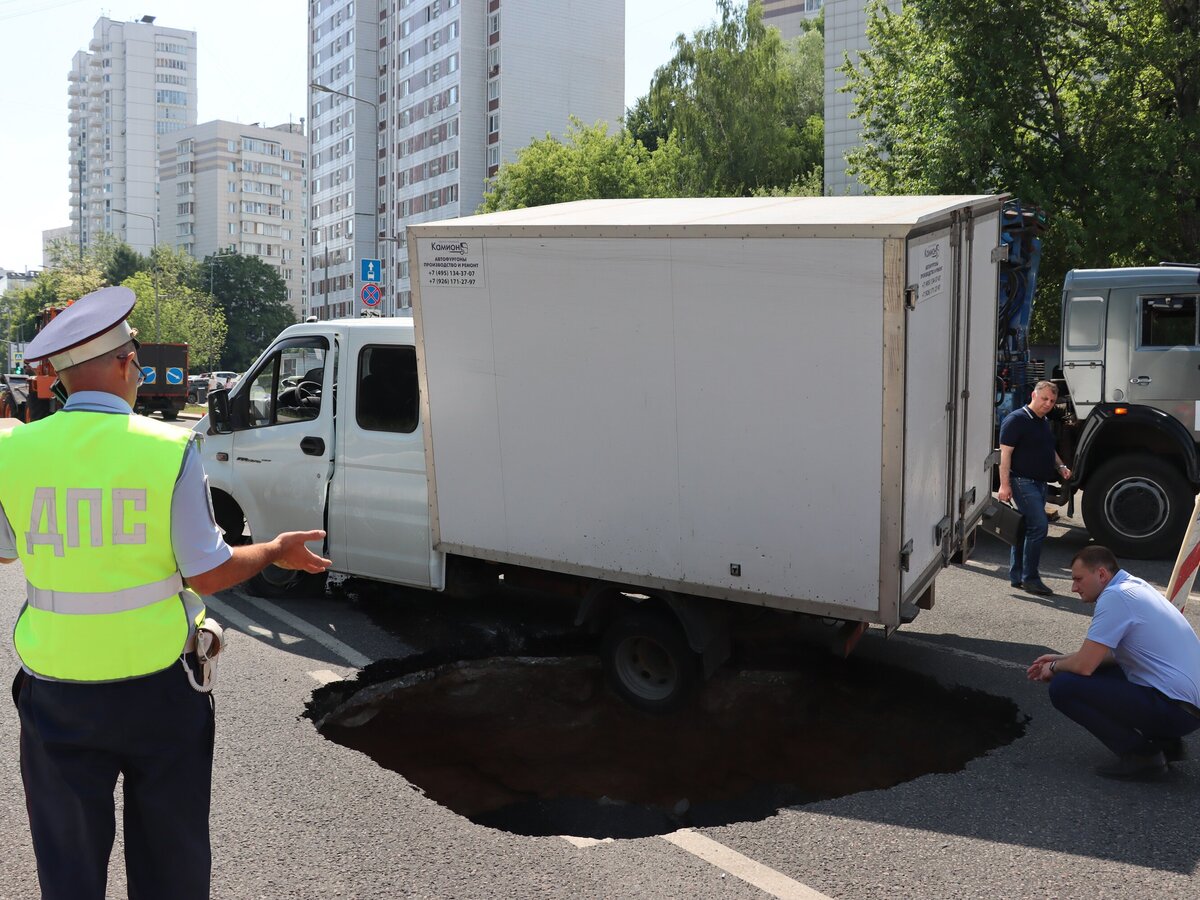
left=1028, top=545, right=1200, bottom=778
left=998, top=380, right=1070, bottom=595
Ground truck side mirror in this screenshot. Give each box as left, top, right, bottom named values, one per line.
left=207, top=388, right=232, bottom=434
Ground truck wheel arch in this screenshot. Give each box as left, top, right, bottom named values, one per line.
left=1073, top=406, right=1200, bottom=491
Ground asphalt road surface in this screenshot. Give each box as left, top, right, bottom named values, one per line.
left=3, top=500, right=1200, bottom=898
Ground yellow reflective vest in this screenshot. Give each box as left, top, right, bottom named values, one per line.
left=0, top=409, right=204, bottom=681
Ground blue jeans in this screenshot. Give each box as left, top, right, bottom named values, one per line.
left=1048, top=665, right=1200, bottom=756
left=1009, top=476, right=1048, bottom=585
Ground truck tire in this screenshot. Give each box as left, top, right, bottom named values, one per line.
left=601, top=607, right=699, bottom=714
left=161, top=409, right=178, bottom=421
left=249, top=565, right=327, bottom=600
left=1081, top=454, right=1193, bottom=559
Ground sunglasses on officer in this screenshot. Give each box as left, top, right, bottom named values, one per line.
left=117, top=338, right=146, bottom=387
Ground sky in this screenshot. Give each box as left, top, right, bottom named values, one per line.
left=0, top=0, right=722, bottom=273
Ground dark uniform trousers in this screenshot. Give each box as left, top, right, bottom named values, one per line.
left=13, top=662, right=214, bottom=900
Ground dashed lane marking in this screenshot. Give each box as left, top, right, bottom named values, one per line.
left=661, top=829, right=833, bottom=900
left=203, top=595, right=261, bottom=638
left=232, top=589, right=373, bottom=668
left=560, top=836, right=613, bottom=848
left=893, top=633, right=1028, bottom=671
left=309, top=669, right=347, bottom=685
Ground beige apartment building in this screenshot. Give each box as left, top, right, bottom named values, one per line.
left=159, top=121, right=308, bottom=318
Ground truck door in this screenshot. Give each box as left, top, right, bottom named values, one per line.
left=1061, top=291, right=1108, bottom=418
left=901, top=228, right=958, bottom=600
left=328, top=337, right=434, bottom=588
left=225, top=335, right=336, bottom=549
left=956, top=211, right=1002, bottom=541
left=1121, top=289, right=1200, bottom=437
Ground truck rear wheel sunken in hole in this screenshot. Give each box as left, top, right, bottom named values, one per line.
left=601, top=608, right=700, bottom=713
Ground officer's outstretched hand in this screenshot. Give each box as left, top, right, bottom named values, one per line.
left=273, top=530, right=332, bottom=572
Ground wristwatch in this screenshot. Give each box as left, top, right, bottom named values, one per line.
left=1049, top=660, right=1058, bottom=673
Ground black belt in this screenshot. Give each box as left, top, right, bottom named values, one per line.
left=1151, top=686, right=1200, bottom=718
left=1171, top=697, right=1200, bottom=719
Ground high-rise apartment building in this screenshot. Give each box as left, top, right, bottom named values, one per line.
left=159, top=121, right=309, bottom=318
left=824, top=0, right=900, bottom=195
left=307, top=0, right=624, bottom=319
left=762, top=0, right=824, bottom=39
left=68, top=16, right=197, bottom=255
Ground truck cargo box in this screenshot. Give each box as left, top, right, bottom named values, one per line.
left=409, top=196, right=1003, bottom=627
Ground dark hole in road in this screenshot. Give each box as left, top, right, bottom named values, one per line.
left=308, top=650, right=1025, bottom=839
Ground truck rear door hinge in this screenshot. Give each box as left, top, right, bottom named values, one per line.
left=904, top=285, right=918, bottom=310
left=991, top=245, right=1010, bottom=264
left=959, top=487, right=977, bottom=514
left=900, top=539, right=914, bottom=573
left=934, top=515, right=952, bottom=546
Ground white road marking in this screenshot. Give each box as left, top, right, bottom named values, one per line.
left=205, top=596, right=304, bottom=645
left=661, top=829, right=832, bottom=900
left=309, top=669, right=347, bottom=685
left=895, top=634, right=1028, bottom=671
left=232, top=589, right=373, bottom=668
left=203, top=595, right=261, bottom=637
left=560, top=835, right=613, bottom=848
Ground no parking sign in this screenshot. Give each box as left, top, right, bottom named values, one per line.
left=361, top=283, right=382, bottom=307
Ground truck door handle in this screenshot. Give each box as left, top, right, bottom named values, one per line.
left=300, top=436, right=325, bottom=456
left=1129, top=375, right=1152, bottom=385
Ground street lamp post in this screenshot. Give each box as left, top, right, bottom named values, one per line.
left=309, top=81, right=383, bottom=317
left=379, top=235, right=402, bottom=316
left=113, top=207, right=159, bottom=342
left=206, top=253, right=234, bottom=370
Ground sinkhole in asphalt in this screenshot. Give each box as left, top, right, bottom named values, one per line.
left=308, top=652, right=1025, bottom=839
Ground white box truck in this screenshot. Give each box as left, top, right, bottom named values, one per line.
left=199, top=196, right=1005, bottom=710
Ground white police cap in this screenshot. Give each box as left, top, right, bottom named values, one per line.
left=24, top=286, right=138, bottom=370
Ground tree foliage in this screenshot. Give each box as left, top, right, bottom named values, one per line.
left=845, top=0, right=1200, bottom=341
left=2, top=236, right=231, bottom=371
left=630, top=0, right=824, bottom=195
left=201, top=252, right=295, bottom=371
left=479, top=119, right=683, bottom=212
left=124, top=270, right=227, bottom=371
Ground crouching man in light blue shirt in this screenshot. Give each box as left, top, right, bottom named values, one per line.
left=1027, top=545, right=1200, bottom=779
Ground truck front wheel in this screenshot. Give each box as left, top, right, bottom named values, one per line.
left=1082, top=454, right=1193, bottom=559
left=601, top=607, right=699, bottom=714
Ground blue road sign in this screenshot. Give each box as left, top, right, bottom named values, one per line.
left=361, top=258, right=382, bottom=283
left=166, top=367, right=184, bottom=385
left=141, top=366, right=157, bottom=385
left=361, top=283, right=382, bottom=307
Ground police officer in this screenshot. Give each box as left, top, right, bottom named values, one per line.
left=0, top=287, right=331, bottom=900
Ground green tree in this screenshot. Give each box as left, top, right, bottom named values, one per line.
left=480, top=119, right=681, bottom=212
left=123, top=271, right=227, bottom=368
left=201, top=252, right=295, bottom=371
left=103, top=244, right=148, bottom=287
left=631, top=0, right=824, bottom=196
left=845, top=0, right=1200, bottom=341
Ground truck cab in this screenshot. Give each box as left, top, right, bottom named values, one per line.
left=1056, top=265, right=1200, bottom=557
left=196, top=318, right=439, bottom=594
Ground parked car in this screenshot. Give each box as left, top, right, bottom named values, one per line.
left=187, top=375, right=208, bottom=404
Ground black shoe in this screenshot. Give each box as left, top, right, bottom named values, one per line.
left=1021, top=581, right=1054, bottom=596
left=1095, top=751, right=1167, bottom=780
left=1010, top=581, right=1022, bottom=589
